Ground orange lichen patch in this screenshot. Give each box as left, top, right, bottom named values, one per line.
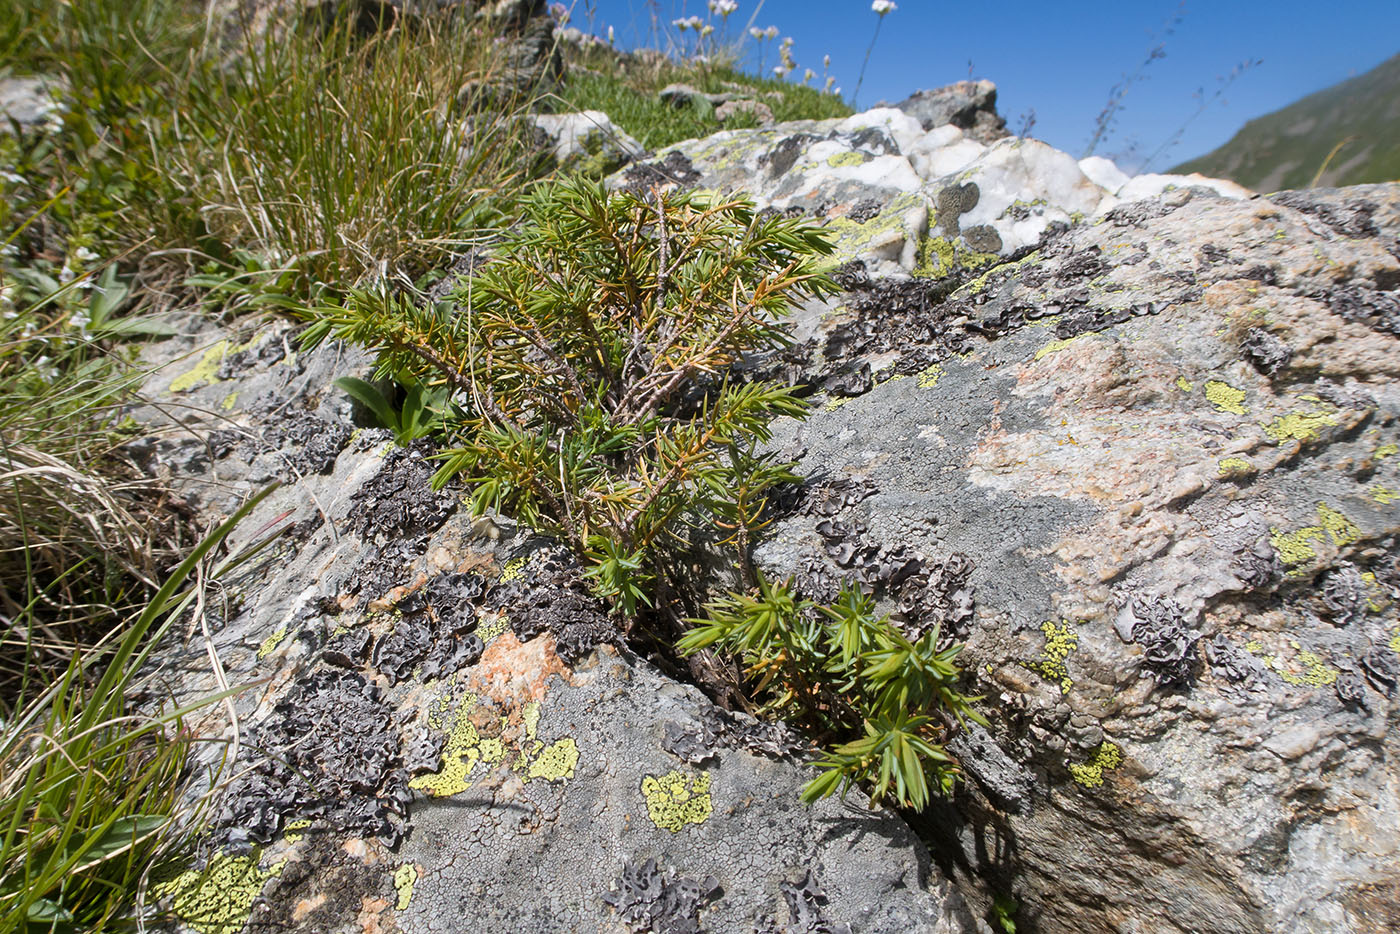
left=292, top=894, right=328, bottom=922
left=469, top=631, right=571, bottom=705
left=356, top=895, right=393, bottom=934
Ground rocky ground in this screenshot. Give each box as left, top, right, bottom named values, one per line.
left=117, top=59, right=1400, bottom=934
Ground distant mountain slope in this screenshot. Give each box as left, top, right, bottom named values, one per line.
left=1171, top=51, right=1400, bottom=192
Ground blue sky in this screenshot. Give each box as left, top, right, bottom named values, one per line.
left=568, top=1, right=1400, bottom=172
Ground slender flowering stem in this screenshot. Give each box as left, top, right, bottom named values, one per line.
left=852, top=17, right=882, bottom=109
left=853, top=3, right=895, bottom=109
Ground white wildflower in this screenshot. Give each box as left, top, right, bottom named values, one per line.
left=749, top=26, right=763, bottom=39
left=764, top=25, right=779, bottom=39
left=709, top=0, right=738, bottom=16
left=872, top=0, right=897, bottom=13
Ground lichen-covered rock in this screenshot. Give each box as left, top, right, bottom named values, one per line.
left=128, top=316, right=976, bottom=933
left=530, top=110, right=646, bottom=175
left=751, top=181, right=1400, bottom=932
left=608, top=106, right=1253, bottom=280
left=132, top=107, right=1400, bottom=934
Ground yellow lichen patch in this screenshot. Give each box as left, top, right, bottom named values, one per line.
left=499, top=557, right=527, bottom=583
left=1175, top=376, right=1193, bottom=393
left=1270, top=526, right=1322, bottom=567
left=641, top=770, right=713, bottom=833
left=1390, top=628, right=1400, bottom=653
left=527, top=738, right=579, bottom=782
left=522, top=700, right=542, bottom=740
left=824, top=393, right=856, bottom=411
left=1033, top=335, right=1084, bottom=362
left=169, top=340, right=231, bottom=393
left=1377, top=443, right=1398, bottom=459
left=1026, top=620, right=1079, bottom=693
left=1204, top=380, right=1247, bottom=415
left=257, top=626, right=288, bottom=660
left=916, top=363, right=944, bottom=389
left=477, top=736, right=507, bottom=764
left=1316, top=502, right=1360, bottom=547
left=1263, top=411, right=1337, bottom=443
left=1270, top=502, right=1361, bottom=569
left=153, top=853, right=283, bottom=934
left=1372, top=485, right=1397, bottom=505
left=1264, top=645, right=1338, bottom=688
left=1217, top=457, right=1254, bottom=478
left=1360, top=572, right=1388, bottom=614
left=950, top=249, right=1040, bottom=297
left=220, top=392, right=239, bottom=411
left=826, top=151, right=868, bottom=168
left=1068, top=742, right=1122, bottom=789
left=476, top=614, right=509, bottom=642
left=393, top=863, right=419, bottom=912
left=410, top=695, right=481, bottom=797
left=281, top=818, right=311, bottom=844
left=819, top=192, right=926, bottom=273
left=412, top=692, right=578, bottom=795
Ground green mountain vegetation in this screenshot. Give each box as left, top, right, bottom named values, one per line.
left=1172, top=51, right=1400, bottom=191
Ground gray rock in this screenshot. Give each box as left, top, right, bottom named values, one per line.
left=529, top=110, right=646, bottom=174
left=0, top=76, right=64, bottom=132
left=749, top=180, right=1400, bottom=932
left=893, top=80, right=1008, bottom=144
left=717, top=98, right=774, bottom=127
